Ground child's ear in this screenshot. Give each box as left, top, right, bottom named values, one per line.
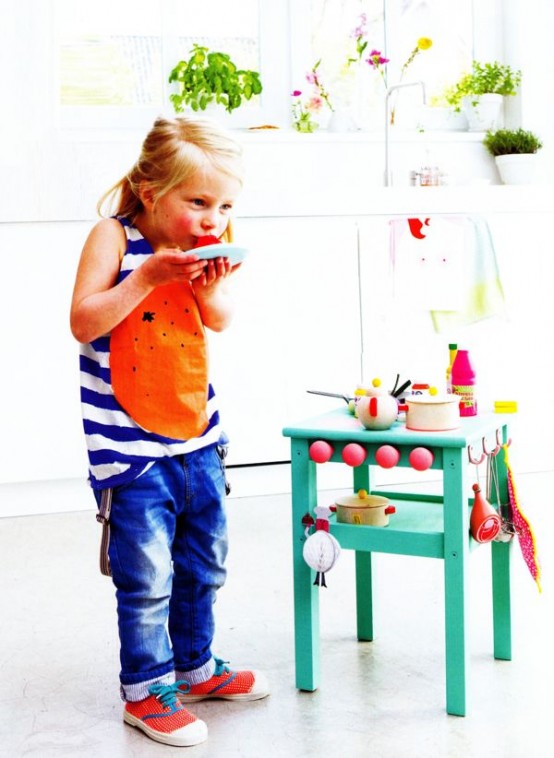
left=138, top=181, right=156, bottom=209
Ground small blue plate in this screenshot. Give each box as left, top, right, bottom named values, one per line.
left=194, top=242, right=249, bottom=265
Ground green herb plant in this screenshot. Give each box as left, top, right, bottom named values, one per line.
left=444, top=60, right=522, bottom=111
left=483, top=128, right=543, bottom=156
left=169, top=44, right=262, bottom=114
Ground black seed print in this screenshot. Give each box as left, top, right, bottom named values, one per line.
left=142, top=311, right=155, bottom=322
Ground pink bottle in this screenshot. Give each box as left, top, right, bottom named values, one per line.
left=451, top=349, right=477, bottom=417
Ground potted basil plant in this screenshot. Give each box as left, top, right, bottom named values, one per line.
left=169, top=44, right=263, bottom=115
left=483, top=128, right=543, bottom=184
left=444, top=60, right=522, bottom=131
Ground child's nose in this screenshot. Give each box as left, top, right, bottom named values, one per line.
left=200, top=209, right=218, bottom=230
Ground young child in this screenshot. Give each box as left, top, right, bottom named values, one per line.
left=70, top=116, right=269, bottom=748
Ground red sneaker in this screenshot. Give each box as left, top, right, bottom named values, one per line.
left=124, top=682, right=207, bottom=747
left=177, top=658, right=270, bottom=703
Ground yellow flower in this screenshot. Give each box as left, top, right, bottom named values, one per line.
left=401, top=37, right=433, bottom=74
left=417, top=37, right=433, bottom=51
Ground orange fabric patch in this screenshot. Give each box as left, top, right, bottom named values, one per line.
left=188, top=670, right=254, bottom=696
left=110, top=282, right=209, bottom=440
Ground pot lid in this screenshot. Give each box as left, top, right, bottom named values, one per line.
left=335, top=489, right=390, bottom=509
left=406, top=395, right=458, bottom=406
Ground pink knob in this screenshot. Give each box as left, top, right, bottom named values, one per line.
left=409, top=447, right=434, bottom=471
left=375, top=445, right=400, bottom=469
left=342, top=443, right=367, bottom=467
left=309, top=440, right=334, bottom=463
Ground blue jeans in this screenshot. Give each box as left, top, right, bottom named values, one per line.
left=97, top=445, right=228, bottom=699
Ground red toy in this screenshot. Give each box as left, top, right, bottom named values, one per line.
left=409, top=447, right=434, bottom=471
left=309, top=440, right=334, bottom=464
left=470, top=483, right=501, bottom=543
left=375, top=444, right=401, bottom=469
left=342, top=443, right=367, bottom=467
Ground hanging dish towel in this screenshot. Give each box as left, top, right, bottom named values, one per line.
left=389, top=215, right=506, bottom=332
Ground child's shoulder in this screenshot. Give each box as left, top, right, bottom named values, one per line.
left=84, top=217, right=128, bottom=263
left=90, top=216, right=128, bottom=243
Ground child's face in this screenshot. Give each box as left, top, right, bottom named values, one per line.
left=147, top=165, right=241, bottom=250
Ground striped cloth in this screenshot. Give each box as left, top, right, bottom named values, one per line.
left=78, top=218, right=222, bottom=490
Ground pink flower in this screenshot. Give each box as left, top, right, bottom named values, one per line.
left=350, top=12, right=368, bottom=39
left=367, top=50, right=390, bottom=68
left=291, top=90, right=302, bottom=97
left=306, top=95, right=323, bottom=112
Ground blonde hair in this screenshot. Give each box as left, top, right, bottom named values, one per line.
left=97, top=116, right=244, bottom=239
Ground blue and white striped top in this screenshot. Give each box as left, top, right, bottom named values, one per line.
left=79, top=218, right=222, bottom=490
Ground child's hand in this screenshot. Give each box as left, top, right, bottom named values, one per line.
left=141, top=249, right=208, bottom=287
left=193, top=256, right=235, bottom=291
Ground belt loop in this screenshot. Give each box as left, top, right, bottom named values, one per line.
left=96, top=488, right=113, bottom=577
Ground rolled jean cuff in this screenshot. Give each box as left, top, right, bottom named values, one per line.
left=175, top=657, right=215, bottom=685
left=121, top=671, right=175, bottom=702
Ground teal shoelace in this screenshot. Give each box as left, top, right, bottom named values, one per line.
left=148, top=681, right=188, bottom=712
left=213, top=657, right=231, bottom=676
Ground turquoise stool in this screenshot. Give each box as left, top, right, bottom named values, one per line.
left=283, top=408, right=513, bottom=716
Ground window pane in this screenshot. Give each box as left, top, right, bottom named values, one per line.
left=385, top=0, right=473, bottom=101
left=60, top=36, right=162, bottom=106
left=308, top=0, right=473, bottom=114
left=56, top=0, right=163, bottom=107
left=56, top=0, right=261, bottom=112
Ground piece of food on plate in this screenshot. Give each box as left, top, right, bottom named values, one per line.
left=194, top=235, right=221, bottom=248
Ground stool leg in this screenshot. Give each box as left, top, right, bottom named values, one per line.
left=492, top=540, right=512, bottom=660
left=356, top=551, right=374, bottom=640
left=352, top=464, right=374, bottom=640
left=291, top=439, right=320, bottom=691
left=443, top=448, right=468, bottom=716
left=491, top=430, right=512, bottom=660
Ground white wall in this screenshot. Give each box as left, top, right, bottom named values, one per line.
left=1, top=173, right=553, bottom=489
left=2, top=0, right=554, bottom=501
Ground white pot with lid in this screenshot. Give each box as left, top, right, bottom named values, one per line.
left=406, top=394, right=460, bottom=431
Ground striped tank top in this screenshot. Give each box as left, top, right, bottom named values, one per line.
left=79, top=217, right=222, bottom=490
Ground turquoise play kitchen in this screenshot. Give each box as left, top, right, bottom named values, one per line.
left=286, top=347, right=539, bottom=716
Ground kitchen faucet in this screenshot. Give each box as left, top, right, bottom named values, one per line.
left=384, top=81, right=427, bottom=186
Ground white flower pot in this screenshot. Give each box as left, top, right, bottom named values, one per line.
left=494, top=153, right=539, bottom=184
left=463, top=93, right=502, bottom=132
left=327, top=109, right=357, bottom=132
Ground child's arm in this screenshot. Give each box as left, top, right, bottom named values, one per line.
left=193, top=258, right=239, bottom=332
left=70, top=218, right=207, bottom=343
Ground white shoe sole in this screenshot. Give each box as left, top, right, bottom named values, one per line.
left=123, top=711, right=208, bottom=747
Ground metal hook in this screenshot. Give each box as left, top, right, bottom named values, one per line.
left=482, top=436, right=501, bottom=457
left=468, top=444, right=486, bottom=465
left=495, top=428, right=512, bottom=448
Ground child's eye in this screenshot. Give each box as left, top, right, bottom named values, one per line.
left=221, top=203, right=233, bottom=212
left=192, top=198, right=205, bottom=207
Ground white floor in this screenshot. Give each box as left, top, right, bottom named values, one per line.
left=1, top=469, right=553, bottom=758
